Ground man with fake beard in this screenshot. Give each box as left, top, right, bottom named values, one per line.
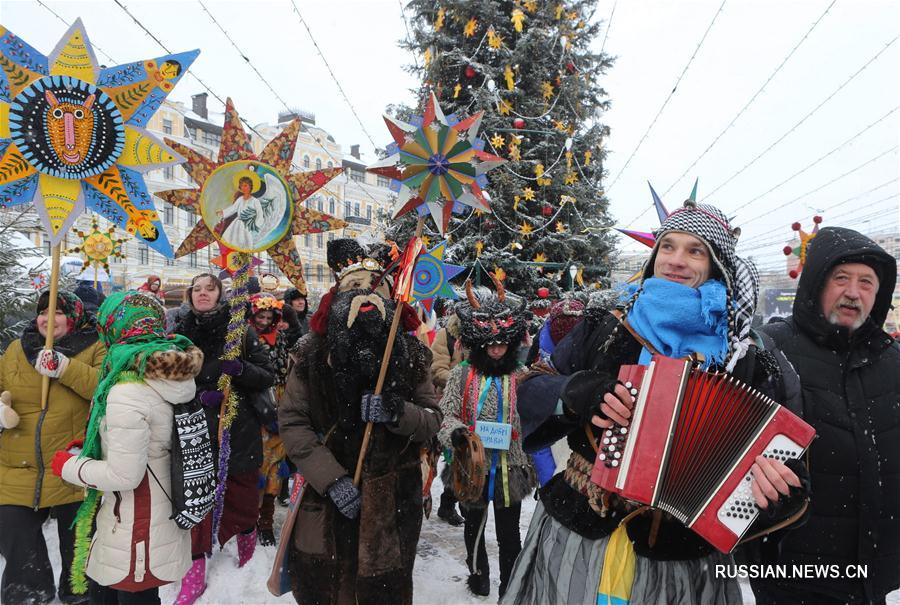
left=752, top=227, right=899, bottom=605
left=437, top=279, right=535, bottom=599
left=278, top=238, right=441, bottom=605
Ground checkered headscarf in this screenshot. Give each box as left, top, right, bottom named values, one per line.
left=637, top=200, right=759, bottom=370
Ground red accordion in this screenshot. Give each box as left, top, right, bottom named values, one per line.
left=590, top=355, right=815, bottom=553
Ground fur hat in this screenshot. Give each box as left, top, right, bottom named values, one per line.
left=456, top=278, right=531, bottom=350
left=327, top=238, right=383, bottom=281
left=548, top=298, right=585, bottom=345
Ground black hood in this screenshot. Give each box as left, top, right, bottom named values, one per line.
left=793, top=226, right=896, bottom=345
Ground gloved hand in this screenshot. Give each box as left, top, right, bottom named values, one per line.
left=327, top=476, right=361, bottom=519
left=0, top=391, right=19, bottom=429
left=199, top=390, right=225, bottom=408
left=450, top=427, right=469, bottom=450
left=220, top=359, right=243, bottom=377
left=51, top=450, right=74, bottom=477
left=34, top=349, right=70, bottom=378
left=64, top=439, right=83, bottom=455
left=753, top=456, right=811, bottom=520
left=360, top=392, right=395, bottom=424
left=561, top=370, right=634, bottom=425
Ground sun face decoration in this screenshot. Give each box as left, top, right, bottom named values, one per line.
left=67, top=216, right=126, bottom=273
left=367, top=93, right=505, bottom=234
left=156, top=98, right=346, bottom=294
left=0, top=20, right=198, bottom=256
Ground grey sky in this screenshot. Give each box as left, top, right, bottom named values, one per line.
left=3, top=0, right=898, bottom=272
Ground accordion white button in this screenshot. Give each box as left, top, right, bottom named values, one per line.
left=625, top=382, right=632, bottom=388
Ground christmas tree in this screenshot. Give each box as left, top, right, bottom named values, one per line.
left=386, top=0, right=616, bottom=298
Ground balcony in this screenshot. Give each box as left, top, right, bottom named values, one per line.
left=344, top=216, right=371, bottom=226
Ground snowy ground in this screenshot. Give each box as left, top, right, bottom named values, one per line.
left=3, top=476, right=897, bottom=604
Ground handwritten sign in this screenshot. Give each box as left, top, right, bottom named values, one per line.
left=475, top=421, right=512, bottom=450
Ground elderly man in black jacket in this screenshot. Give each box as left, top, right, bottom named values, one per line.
left=753, top=226, right=899, bottom=605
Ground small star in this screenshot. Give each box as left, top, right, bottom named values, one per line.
left=523, top=187, right=535, bottom=201
left=490, top=134, right=505, bottom=149
left=464, top=17, right=478, bottom=37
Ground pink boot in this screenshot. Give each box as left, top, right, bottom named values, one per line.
left=237, top=528, right=256, bottom=568
left=173, top=557, right=206, bottom=605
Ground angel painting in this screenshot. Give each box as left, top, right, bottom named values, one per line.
left=208, top=163, right=289, bottom=252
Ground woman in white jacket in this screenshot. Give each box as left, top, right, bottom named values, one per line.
left=52, top=291, right=204, bottom=604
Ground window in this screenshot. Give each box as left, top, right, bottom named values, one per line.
left=202, top=131, right=220, bottom=147
left=329, top=198, right=335, bottom=214
left=165, top=257, right=175, bottom=267
left=139, top=243, right=149, bottom=265
left=350, top=169, right=365, bottom=183
left=315, top=158, right=322, bottom=170
left=305, top=264, right=312, bottom=279
left=344, top=200, right=351, bottom=217
left=164, top=166, right=174, bottom=181
left=328, top=232, right=334, bottom=242
left=354, top=202, right=360, bottom=217
left=376, top=175, right=391, bottom=188
left=164, top=204, right=173, bottom=225
left=186, top=126, right=197, bottom=141
left=268, top=259, right=276, bottom=274
left=366, top=205, right=372, bottom=220
left=316, top=264, right=323, bottom=282
left=189, top=252, right=198, bottom=268
left=317, top=234, right=323, bottom=248
left=42, top=236, right=51, bottom=256
left=317, top=198, right=323, bottom=212
left=303, top=155, right=310, bottom=168
left=162, top=118, right=173, bottom=135
left=304, top=234, right=311, bottom=247
left=327, top=161, right=333, bottom=168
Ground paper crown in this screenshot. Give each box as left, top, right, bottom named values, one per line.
left=326, top=238, right=383, bottom=280
left=783, top=216, right=822, bottom=279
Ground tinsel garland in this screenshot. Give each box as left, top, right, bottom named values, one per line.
left=210, top=253, right=250, bottom=543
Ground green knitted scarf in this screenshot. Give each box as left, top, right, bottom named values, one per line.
left=70, top=290, right=194, bottom=594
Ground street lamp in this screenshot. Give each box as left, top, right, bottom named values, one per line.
left=568, top=264, right=578, bottom=292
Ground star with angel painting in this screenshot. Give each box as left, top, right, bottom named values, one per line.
left=155, top=98, right=346, bottom=292
left=0, top=19, right=197, bottom=256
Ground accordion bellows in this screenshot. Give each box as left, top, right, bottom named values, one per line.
left=591, top=355, right=815, bottom=553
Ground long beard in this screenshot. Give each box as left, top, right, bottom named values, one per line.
left=469, top=344, right=521, bottom=376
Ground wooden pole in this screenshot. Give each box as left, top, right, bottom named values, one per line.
left=40, top=244, right=62, bottom=410
left=353, top=218, right=425, bottom=486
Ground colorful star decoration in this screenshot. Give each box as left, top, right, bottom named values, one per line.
left=411, top=240, right=465, bottom=311
left=210, top=245, right=264, bottom=277
left=367, top=93, right=505, bottom=234
left=156, top=98, right=346, bottom=293
left=67, top=216, right=126, bottom=272
left=0, top=20, right=198, bottom=256
left=783, top=216, right=823, bottom=279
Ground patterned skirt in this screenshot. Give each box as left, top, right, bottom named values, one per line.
left=500, top=502, right=743, bottom=605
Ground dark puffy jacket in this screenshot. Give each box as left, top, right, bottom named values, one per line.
left=175, top=306, right=275, bottom=474
left=758, top=227, right=900, bottom=603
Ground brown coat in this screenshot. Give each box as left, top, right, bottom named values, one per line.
left=429, top=318, right=464, bottom=391
left=278, top=332, right=441, bottom=605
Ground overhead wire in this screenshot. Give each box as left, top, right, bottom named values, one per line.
left=661, top=0, right=838, bottom=198
left=730, top=105, right=899, bottom=217
left=701, top=34, right=899, bottom=202
left=288, top=0, right=380, bottom=149
left=605, top=0, right=728, bottom=194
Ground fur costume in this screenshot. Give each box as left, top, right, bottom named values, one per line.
left=280, top=271, right=441, bottom=605
left=437, top=280, right=534, bottom=597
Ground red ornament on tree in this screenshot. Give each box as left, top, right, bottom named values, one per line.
left=513, top=117, right=526, bottom=129
left=465, top=65, right=477, bottom=78
left=537, top=287, right=550, bottom=298
left=566, top=60, right=577, bottom=74
left=541, top=205, right=553, bottom=217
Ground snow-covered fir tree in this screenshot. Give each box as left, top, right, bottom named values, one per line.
left=386, top=0, right=617, bottom=297
left=0, top=212, right=45, bottom=351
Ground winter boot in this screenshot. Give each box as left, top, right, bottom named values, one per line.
left=258, top=528, right=276, bottom=547
left=466, top=571, right=490, bottom=597
left=437, top=489, right=464, bottom=526
left=237, top=528, right=257, bottom=567
left=277, top=476, right=290, bottom=507
left=173, top=557, right=206, bottom=605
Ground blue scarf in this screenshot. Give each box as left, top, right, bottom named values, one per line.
left=625, top=277, right=729, bottom=368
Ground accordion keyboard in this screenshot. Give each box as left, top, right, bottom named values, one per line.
left=716, top=433, right=804, bottom=539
